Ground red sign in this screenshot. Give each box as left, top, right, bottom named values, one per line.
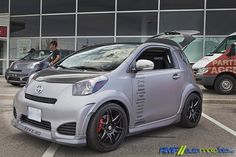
left=0, top=26, right=7, bottom=37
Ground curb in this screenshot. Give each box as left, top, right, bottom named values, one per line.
left=203, top=99, right=236, bottom=104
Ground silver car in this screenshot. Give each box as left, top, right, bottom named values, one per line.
left=12, top=31, right=202, bottom=152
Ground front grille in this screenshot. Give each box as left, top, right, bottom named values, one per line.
left=9, top=77, right=20, bottom=81
left=10, top=69, right=22, bottom=72
left=22, top=77, right=28, bottom=81
left=25, top=93, right=57, bottom=104
left=13, top=107, right=17, bottom=119
left=21, top=115, right=51, bottom=131
left=57, top=122, right=76, bottom=136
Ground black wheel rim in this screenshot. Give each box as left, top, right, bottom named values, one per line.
left=187, top=97, right=201, bottom=123
left=96, top=109, right=124, bottom=146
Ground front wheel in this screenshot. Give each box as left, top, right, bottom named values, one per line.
left=180, top=93, right=202, bottom=128
left=214, top=75, right=235, bottom=95
left=87, top=103, right=128, bottom=152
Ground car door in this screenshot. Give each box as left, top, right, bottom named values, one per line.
left=132, top=47, right=185, bottom=125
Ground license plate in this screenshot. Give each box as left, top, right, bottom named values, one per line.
left=28, top=107, right=41, bottom=122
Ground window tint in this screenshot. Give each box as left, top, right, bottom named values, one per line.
left=11, top=0, right=40, bottom=15
left=42, top=15, right=75, bottom=36
left=43, top=0, right=76, bottom=13
left=0, top=0, right=8, bottom=13
left=137, top=48, right=174, bottom=70
left=78, top=0, right=115, bottom=12
left=118, top=0, right=158, bottom=11
left=10, top=16, right=40, bottom=37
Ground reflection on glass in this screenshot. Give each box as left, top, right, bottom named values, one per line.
left=184, top=38, right=203, bottom=63
left=41, top=38, right=75, bottom=50
left=117, top=13, right=157, bottom=36
left=207, top=0, right=236, bottom=9
left=77, top=14, right=114, bottom=36
left=0, top=0, right=8, bottom=13
left=10, top=0, right=40, bottom=15
left=116, top=37, right=148, bottom=43
left=60, top=44, right=139, bottom=71
left=10, top=16, right=40, bottom=37
left=42, top=0, right=76, bottom=13
left=78, top=0, right=115, bottom=12
left=10, top=38, right=40, bottom=59
left=161, top=0, right=204, bottom=9
left=42, top=15, right=75, bottom=36
left=77, top=38, right=114, bottom=50
left=206, top=11, right=236, bottom=35
left=118, top=0, right=158, bottom=11
left=22, top=50, right=51, bottom=61
left=160, top=12, right=203, bottom=35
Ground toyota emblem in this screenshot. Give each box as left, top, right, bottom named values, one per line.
left=35, top=85, right=43, bottom=94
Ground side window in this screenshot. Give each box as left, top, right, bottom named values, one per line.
left=137, top=48, right=174, bottom=70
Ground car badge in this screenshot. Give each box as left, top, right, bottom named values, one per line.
left=35, top=85, right=43, bottom=94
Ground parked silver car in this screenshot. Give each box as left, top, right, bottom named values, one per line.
left=12, top=31, right=202, bottom=152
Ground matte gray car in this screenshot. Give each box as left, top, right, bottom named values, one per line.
left=12, top=32, right=202, bottom=152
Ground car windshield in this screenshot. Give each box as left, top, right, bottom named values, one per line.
left=59, top=44, right=139, bottom=71
left=212, top=36, right=236, bottom=54
left=22, top=50, right=52, bottom=61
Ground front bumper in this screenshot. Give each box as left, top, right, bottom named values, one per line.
left=5, top=71, right=30, bottom=84
left=195, top=74, right=216, bottom=86
left=12, top=87, right=96, bottom=146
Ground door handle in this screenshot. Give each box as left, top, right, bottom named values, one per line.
left=172, top=73, right=180, bottom=80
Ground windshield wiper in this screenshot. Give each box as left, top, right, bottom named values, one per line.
left=70, top=66, right=104, bottom=71
left=56, top=65, right=74, bottom=70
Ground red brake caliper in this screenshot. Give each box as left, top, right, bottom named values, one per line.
left=96, top=117, right=105, bottom=133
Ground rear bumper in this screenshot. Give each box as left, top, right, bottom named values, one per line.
left=195, top=74, right=216, bottom=86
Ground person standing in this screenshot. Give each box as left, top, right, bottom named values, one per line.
left=49, top=41, right=60, bottom=66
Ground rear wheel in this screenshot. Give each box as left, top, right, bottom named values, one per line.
left=87, top=103, right=128, bottom=152
left=214, top=75, right=235, bottom=95
left=180, top=93, right=202, bottom=128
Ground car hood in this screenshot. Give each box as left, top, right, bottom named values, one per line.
left=34, top=68, right=107, bottom=84
left=192, top=53, right=222, bottom=69
left=10, top=60, right=39, bottom=71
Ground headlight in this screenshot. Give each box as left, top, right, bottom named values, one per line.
left=72, top=76, right=108, bottom=96
left=197, top=67, right=209, bottom=74
left=25, top=73, right=37, bottom=88
left=27, top=63, right=40, bottom=70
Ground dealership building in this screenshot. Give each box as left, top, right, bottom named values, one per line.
left=0, top=0, right=236, bottom=75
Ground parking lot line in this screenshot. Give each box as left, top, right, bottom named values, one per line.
left=202, top=113, right=236, bottom=137
left=42, top=143, right=59, bottom=157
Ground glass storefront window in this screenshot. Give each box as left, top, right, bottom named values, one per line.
left=160, top=0, right=204, bottom=10
left=77, top=14, right=114, bottom=36
left=42, top=15, right=75, bottom=36
left=116, top=37, right=148, bottom=43
left=10, top=0, right=40, bottom=15
left=10, top=16, right=40, bottom=37
left=118, top=0, right=158, bottom=11
left=10, top=38, right=40, bottom=59
left=77, top=38, right=114, bottom=50
left=41, top=38, right=75, bottom=50
left=206, top=11, right=236, bottom=35
left=43, top=0, right=76, bottom=13
left=160, top=12, right=204, bottom=34
left=117, top=13, right=157, bottom=36
left=78, top=0, right=115, bottom=12
left=0, top=0, right=9, bottom=13
left=207, top=0, right=236, bottom=9
left=0, top=38, right=7, bottom=59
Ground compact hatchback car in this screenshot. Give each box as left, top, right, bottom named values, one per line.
left=5, top=49, right=74, bottom=86
left=12, top=31, right=202, bottom=152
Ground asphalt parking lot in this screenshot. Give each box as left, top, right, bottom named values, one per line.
left=0, top=77, right=235, bottom=157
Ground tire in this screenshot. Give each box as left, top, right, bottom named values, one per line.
left=214, top=75, right=235, bottom=95
left=203, top=85, right=214, bottom=90
left=180, top=93, right=202, bottom=128
left=87, top=103, right=128, bottom=152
